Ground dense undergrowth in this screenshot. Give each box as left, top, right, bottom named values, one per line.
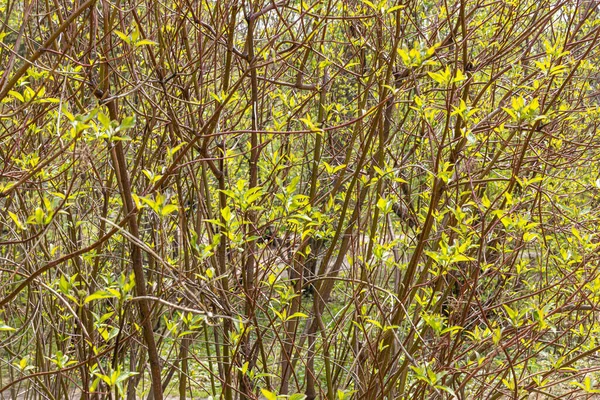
left=2, top=0, right=600, bottom=399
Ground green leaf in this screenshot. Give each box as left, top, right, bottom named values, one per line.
left=453, top=69, right=466, bottom=83
left=0, top=323, right=16, bottom=332
left=286, top=312, right=308, bottom=321
left=96, top=372, right=113, bottom=386
left=115, top=371, right=138, bottom=384
left=98, top=112, right=111, bottom=129
left=481, top=194, right=491, bottom=209
left=59, top=275, right=70, bottom=294
left=120, top=116, right=136, bottom=130
left=260, top=389, right=277, bottom=400
left=387, top=5, right=405, bottom=13
left=90, top=377, right=101, bottom=392
left=221, top=206, right=232, bottom=222
left=360, top=0, right=376, bottom=10
left=114, top=30, right=131, bottom=44
left=8, top=211, right=25, bottom=231
left=85, top=290, right=117, bottom=304
left=452, top=254, right=475, bottom=262
left=8, top=90, right=24, bottom=102
left=135, top=39, right=157, bottom=47
left=161, top=204, right=178, bottom=216
left=240, top=361, right=249, bottom=375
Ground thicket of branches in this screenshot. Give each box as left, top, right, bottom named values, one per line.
left=2, top=0, right=600, bottom=399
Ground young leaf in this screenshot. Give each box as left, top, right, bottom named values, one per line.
left=260, top=388, right=277, bottom=400
left=85, top=290, right=117, bottom=304
left=0, top=323, right=16, bottom=332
